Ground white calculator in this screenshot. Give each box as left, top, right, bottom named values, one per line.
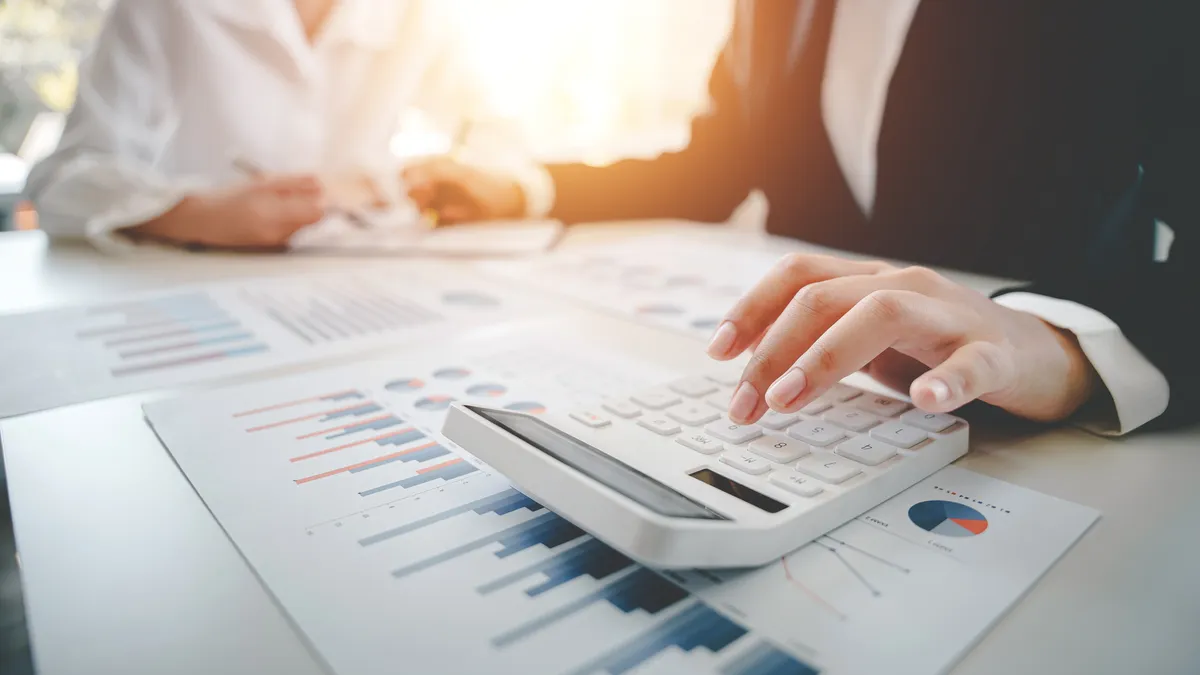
left=443, top=375, right=968, bottom=569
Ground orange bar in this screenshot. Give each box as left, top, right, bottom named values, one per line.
left=294, top=441, right=441, bottom=485
left=290, top=428, right=416, bottom=463
left=297, top=414, right=394, bottom=440
left=233, top=390, right=360, bottom=418
left=244, top=402, right=369, bottom=433
left=416, top=458, right=464, bottom=475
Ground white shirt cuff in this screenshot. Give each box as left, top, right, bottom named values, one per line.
left=508, top=162, right=556, bottom=218
left=993, top=292, right=1170, bottom=435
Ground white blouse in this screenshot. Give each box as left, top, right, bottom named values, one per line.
left=25, top=0, right=459, bottom=245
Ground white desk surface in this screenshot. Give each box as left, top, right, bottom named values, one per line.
left=1, top=228, right=1198, bottom=675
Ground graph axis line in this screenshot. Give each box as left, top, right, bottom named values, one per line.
left=781, top=553, right=847, bottom=622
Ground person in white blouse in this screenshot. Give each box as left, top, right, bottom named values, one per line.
left=24, top=0, right=488, bottom=251
left=407, top=0, right=1197, bottom=434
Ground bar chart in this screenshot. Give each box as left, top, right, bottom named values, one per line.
left=79, top=292, right=270, bottom=378
left=144, top=340, right=824, bottom=675
left=239, top=280, right=444, bottom=345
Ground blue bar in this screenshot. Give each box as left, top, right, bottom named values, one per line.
left=491, top=568, right=689, bottom=648
left=561, top=602, right=805, bottom=675
left=375, top=428, right=427, bottom=447
left=492, top=513, right=585, bottom=559
left=720, top=641, right=819, bottom=675
left=358, top=461, right=472, bottom=497
left=358, top=489, right=541, bottom=548
left=391, top=511, right=560, bottom=580
left=349, top=445, right=450, bottom=475
left=326, top=415, right=404, bottom=439
left=322, top=391, right=367, bottom=404
left=476, top=538, right=633, bottom=596
left=320, top=403, right=383, bottom=422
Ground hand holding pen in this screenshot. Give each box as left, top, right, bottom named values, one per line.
left=234, top=158, right=374, bottom=230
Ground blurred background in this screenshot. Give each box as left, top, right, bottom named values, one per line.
left=0, top=0, right=736, bottom=231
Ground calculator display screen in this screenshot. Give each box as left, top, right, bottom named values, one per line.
left=469, top=406, right=726, bottom=520
left=689, top=469, right=788, bottom=514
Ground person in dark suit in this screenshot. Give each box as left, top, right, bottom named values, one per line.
left=406, top=0, right=1198, bottom=433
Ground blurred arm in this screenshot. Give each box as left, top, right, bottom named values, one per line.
left=23, top=0, right=199, bottom=247
left=545, top=20, right=754, bottom=225
left=1002, top=7, right=1200, bottom=431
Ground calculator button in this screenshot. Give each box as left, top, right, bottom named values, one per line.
left=669, top=377, right=718, bottom=398
left=750, top=437, right=809, bottom=463
left=706, top=373, right=741, bottom=387
left=771, top=473, right=824, bottom=497
left=824, top=406, right=882, bottom=432
left=869, top=422, right=928, bottom=448
left=631, top=390, right=683, bottom=410
left=704, top=418, right=764, bottom=445
left=570, top=411, right=611, bottom=428
left=826, top=383, right=863, bottom=403
left=676, top=433, right=724, bottom=455
left=787, top=420, right=846, bottom=447
left=795, top=455, right=863, bottom=484
left=704, top=393, right=731, bottom=412
left=601, top=400, right=643, bottom=419
left=800, top=397, right=833, bottom=415
left=856, top=395, right=912, bottom=418
left=836, top=438, right=898, bottom=466
left=900, top=409, right=958, bottom=433
left=637, top=416, right=682, bottom=436
left=666, top=404, right=721, bottom=426
left=720, top=452, right=772, bottom=476
left=759, top=410, right=800, bottom=431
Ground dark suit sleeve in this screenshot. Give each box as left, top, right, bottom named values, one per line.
left=1005, top=12, right=1200, bottom=430
left=546, top=24, right=754, bottom=225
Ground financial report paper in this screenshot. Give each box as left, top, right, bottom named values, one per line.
left=0, top=263, right=542, bottom=418
left=145, top=319, right=1098, bottom=675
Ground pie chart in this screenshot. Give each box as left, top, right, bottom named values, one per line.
left=433, top=367, right=471, bottom=380
left=505, top=401, right=547, bottom=415
left=415, top=395, right=456, bottom=412
left=908, top=500, right=989, bottom=537
left=384, top=377, right=425, bottom=393
left=467, top=383, right=507, bottom=398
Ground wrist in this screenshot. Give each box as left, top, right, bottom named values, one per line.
left=125, top=195, right=205, bottom=243
left=1049, top=323, right=1101, bottom=420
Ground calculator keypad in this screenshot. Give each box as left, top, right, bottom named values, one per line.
left=637, top=416, right=681, bottom=436
left=666, top=404, right=721, bottom=427
left=568, top=377, right=963, bottom=508
left=705, top=418, right=764, bottom=445
left=631, top=390, right=683, bottom=410
left=676, top=432, right=724, bottom=455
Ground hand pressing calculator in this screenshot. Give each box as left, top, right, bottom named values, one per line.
left=443, top=374, right=967, bottom=569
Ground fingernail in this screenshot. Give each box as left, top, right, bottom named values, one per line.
left=766, top=368, right=807, bottom=409
left=707, top=321, right=738, bottom=359
left=728, top=381, right=759, bottom=423
left=925, top=378, right=951, bottom=404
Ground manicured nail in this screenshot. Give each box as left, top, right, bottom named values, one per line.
left=766, top=368, right=807, bottom=409
left=728, top=381, right=759, bottom=423
left=707, top=321, right=737, bottom=359
left=925, top=378, right=951, bottom=404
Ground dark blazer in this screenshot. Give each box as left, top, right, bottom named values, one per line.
left=547, top=0, right=1199, bottom=429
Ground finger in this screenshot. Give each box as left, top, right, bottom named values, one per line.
left=733, top=269, right=943, bottom=420
left=259, top=174, right=323, bottom=195
left=911, top=341, right=1016, bottom=413
left=863, top=350, right=929, bottom=394
left=275, top=195, right=326, bottom=233
left=708, top=253, right=891, bottom=361
left=756, top=291, right=969, bottom=421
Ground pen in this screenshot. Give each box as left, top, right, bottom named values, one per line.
left=233, top=157, right=371, bottom=230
